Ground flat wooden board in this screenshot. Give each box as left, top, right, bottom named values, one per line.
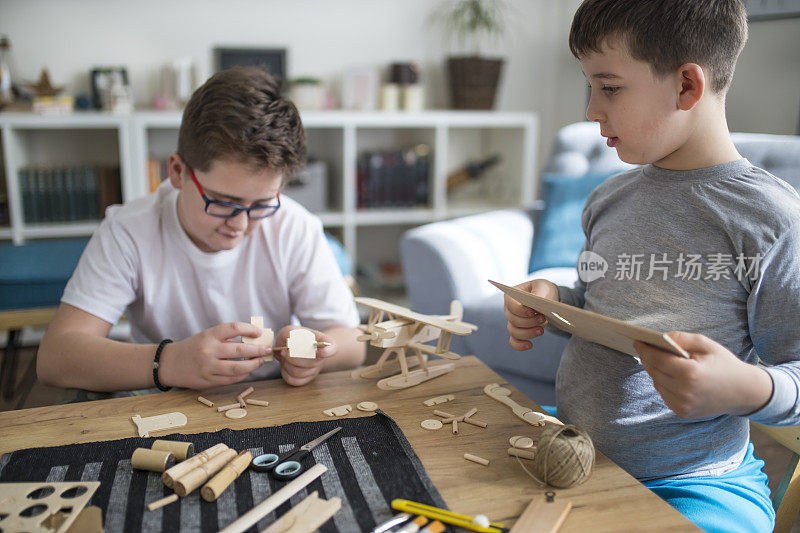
left=489, top=280, right=689, bottom=358
left=355, top=297, right=476, bottom=335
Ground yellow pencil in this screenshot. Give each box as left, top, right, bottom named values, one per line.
left=391, top=499, right=506, bottom=533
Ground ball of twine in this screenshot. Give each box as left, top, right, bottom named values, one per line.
left=532, top=424, right=595, bottom=488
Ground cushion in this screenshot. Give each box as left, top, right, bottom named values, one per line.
left=529, top=172, right=616, bottom=272
left=0, top=238, right=88, bottom=310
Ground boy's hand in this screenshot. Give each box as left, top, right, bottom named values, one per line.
left=159, top=322, right=268, bottom=389
left=505, top=279, right=560, bottom=351
left=273, top=326, right=335, bottom=386
left=634, top=331, right=773, bottom=419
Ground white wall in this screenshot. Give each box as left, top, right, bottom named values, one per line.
left=1, top=0, right=797, bottom=168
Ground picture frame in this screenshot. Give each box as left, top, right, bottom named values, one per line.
left=213, top=47, right=286, bottom=81
left=90, top=66, right=129, bottom=109
left=744, top=0, right=800, bottom=21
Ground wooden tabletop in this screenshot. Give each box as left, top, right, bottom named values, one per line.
left=0, top=356, right=697, bottom=531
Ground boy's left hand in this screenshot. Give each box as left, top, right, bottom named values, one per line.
left=272, top=326, right=336, bottom=386
left=634, top=331, right=772, bottom=419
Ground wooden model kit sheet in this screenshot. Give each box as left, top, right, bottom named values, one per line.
left=489, top=280, right=690, bottom=358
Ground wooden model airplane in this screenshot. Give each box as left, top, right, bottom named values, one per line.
left=352, top=297, right=477, bottom=390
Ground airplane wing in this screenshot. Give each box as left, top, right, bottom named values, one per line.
left=354, top=297, right=476, bottom=335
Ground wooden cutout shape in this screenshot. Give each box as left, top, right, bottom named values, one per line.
left=285, top=328, right=317, bottom=359
left=490, top=280, right=690, bottom=358
left=484, top=383, right=561, bottom=426
left=131, top=412, right=187, bottom=437
left=65, top=506, right=103, bottom=533
left=376, top=362, right=455, bottom=390
left=0, top=481, right=100, bottom=533
left=356, top=401, right=378, bottom=412
left=323, top=404, right=352, bottom=417
left=423, top=394, right=454, bottom=406
left=351, top=355, right=423, bottom=379
left=242, top=316, right=274, bottom=362
left=509, top=496, right=572, bottom=533
left=261, top=491, right=342, bottom=533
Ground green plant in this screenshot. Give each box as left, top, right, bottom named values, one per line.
left=433, top=0, right=508, bottom=56
left=290, top=77, right=321, bottom=86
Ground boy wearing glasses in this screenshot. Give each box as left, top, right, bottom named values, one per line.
left=37, top=67, right=364, bottom=393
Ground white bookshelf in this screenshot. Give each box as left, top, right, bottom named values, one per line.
left=0, top=110, right=538, bottom=280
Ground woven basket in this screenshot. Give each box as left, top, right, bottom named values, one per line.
left=447, top=56, right=504, bottom=110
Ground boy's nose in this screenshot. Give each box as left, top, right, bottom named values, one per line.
left=225, top=210, right=249, bottom=230
left=585, top=93, right=604, bottom=123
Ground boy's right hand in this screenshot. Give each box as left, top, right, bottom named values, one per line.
left=505, top=279, right=559, bottom=351
left=158, top=322, right=269, bottom=389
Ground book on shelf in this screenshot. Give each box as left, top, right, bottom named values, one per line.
left=147, top=157, right=168, bottom=193
left=356, top=144, right=430, bottom=209
left=18, top=164, right=122, bottom=224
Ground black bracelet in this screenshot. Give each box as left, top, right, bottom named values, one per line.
left=153, top=339, right=173, bottom=392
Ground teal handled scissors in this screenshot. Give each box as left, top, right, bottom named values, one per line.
left=251, top=427, right=342, bottom=481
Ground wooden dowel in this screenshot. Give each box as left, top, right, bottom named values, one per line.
left=507, top=447, right=536, bottom=460
left=433, top=410, right=456, bottom=418
left=217, top=403, right=241, bottom=412
left=197, top=396, right=214, bottom=407
left=452, top=420, right=459, bottom=435
left=464, top=453, right=490, bottom=466
left=201, top=450, right=252, bottom=502
left=174, top=448, right=238, bottom=497
left=238, top=386, right=254, bottom=399
left=463, top=417, right=488, bottom=428
left=147, top=493, right=178, bottom=511
left=246, top=399, right=269, bottom=407
left=162, top=443, right=228, bottom=488
left=463, top=407, right=478, bottom=419
left=218, top=463, right=327, bottom=533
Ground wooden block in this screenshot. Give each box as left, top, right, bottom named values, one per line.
left=174, top=448, right=238, bottom=497
left=152, top=440, right=194, bottom=461
left=287, top=328, right=318, bottom=358
left=131, top=412, right=187, bottom=438
left=162, top=443, right=229, bottom=488
left=65, top=506, right=103, bottom=533
left=132, top=448, right=176, bottom=472
left=147, top=493, right=178, bottom=511
left=242, top=317, right=274, bottom=350
left=201, top=451, right=252, bottom=502
left=509, top=496, right=572, bottom=533
left=507, top=447, right=536, bottom=460
left=423, top=394, right=454, bottom=407
left=323, top=404, right=353, bottom=417
left=463, top=453, right=489, bottom=466
left=246, top=399, right=269, bottom=407
left=197, top=396, right=214, bottom=407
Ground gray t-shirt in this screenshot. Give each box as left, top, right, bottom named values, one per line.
left=556, top=158, right=800, bottom=481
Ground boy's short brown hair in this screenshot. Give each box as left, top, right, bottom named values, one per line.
left=178, top=66, right=306, bottom=179
left=569, top=0, right=748, bottom=94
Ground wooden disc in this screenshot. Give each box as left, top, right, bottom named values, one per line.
left=225, top=408, right=247, bottom=419
left=509, top=436, right=535, bottom=449
left=357, top=401, right=378, bottom=412
left=421, top=419, right=443, bottom=430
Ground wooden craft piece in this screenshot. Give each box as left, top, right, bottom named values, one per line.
left=463, top=417, right=488, bottom=428
left=463, top=453, right=490, bottom=466
left=484, top=383, right=561, bottom=426
left=423, top=394, right=454, bottom=406
left=225, top=408, right=247, bottom=419
left=131, top=411, right=187, bottom=437
left=197, top=396, right=214, bottom=407
left=452, top=420, right=459, bottom=435
left=351, top=355, right=424, bottom=379
left=421, top=419, right=443, bottom=430
left=274, top=328, right=328, bottom=359
left=510, top=436, right=535, bottom=449
left=357, top=401, right=379, bottom=412
left=163, top=443, right=229, bottom=488
left=433, top=409, right=456, bottom=418
left=147, top=494, right=178, bottom=511
left=152, top=440, right=194, bottom=461
left=508, top=447, right=536, bottom=460
left=65, top=506, right=103, bottom=533
left=217, top=403, right=241, bottom=412
left=218, top=463, right=327, bottom=533
left=376, top=362, right=455, bottom=390
left=261, top=490, right=342, bottom=533
left=242, top=317, right=274, bottom=349
left=174, top=448, right=238, bottom=497
left=201, top=450, right=253, bottom=502
left=490, top=280, right=690, bottom=359
left=131, top=448, right=175, bottom=472
left=463, top=407, right=478, bottom=419
left=509, top=495, right=572, bottom=533
left=323, top=404, right=353, bottom=417
left=246, top=398, right=269, bottom=407
left=0, top=481, right=100, bottom=533
left=238, top=386, right=254, bottom=399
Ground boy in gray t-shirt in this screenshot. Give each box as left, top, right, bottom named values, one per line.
left=504, top=1, right=800, bottom=531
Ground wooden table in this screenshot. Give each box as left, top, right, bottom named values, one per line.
left=0, top=356, right=697, bottom=531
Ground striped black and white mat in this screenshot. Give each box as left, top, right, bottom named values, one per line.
left=0, top=411, right=447, bottom=532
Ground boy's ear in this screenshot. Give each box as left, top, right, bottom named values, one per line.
left=677, top=63, right=705, bottom=111
left=167, top=153, right=185, bottom=189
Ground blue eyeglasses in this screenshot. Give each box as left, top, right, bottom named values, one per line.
left=183, top=159, right=281, bottom=220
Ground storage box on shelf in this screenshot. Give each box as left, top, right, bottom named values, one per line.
left=0, top=111, right=538, bottom=284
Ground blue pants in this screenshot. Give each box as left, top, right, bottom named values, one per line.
left=540, top=407, right=774, bottom=532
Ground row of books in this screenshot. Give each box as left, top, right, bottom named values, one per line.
left=19, top=165, right=122, bottom=224
left=357, top=144, right=430, bottom=208
left=147, top=157, right=169, bottom=193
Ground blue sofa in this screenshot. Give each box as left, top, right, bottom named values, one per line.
left=401, top=122, right=800, bottom=404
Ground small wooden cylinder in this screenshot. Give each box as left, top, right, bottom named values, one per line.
left=197, top=396, right=214, bottom=407
left=132, top=448, right=175, bottom=472
left=163, top=443, right=228, bottom=488
left=508, top=447, right=536, bottom=460
left=464, top=453, right=490, bottom=466
left=452, top=420, right=459, bottom=435
left=217, top=403, right=241, bottom=412
left=433, top=409, right=456, bottom=418
left=246, top=399, right=269, bottom=407
left=238, top=386, right=254, bottom=399
left=201, top=450, right=253, bottom=502
left=147, top=493, right=178, bottom=511
left=152, top=440, right=195, bottom=462
left=174, top=448, right=238, bottom=497
left=463, top=417, right=488, bottom=428
left=463, top=407, right=478, bottom=419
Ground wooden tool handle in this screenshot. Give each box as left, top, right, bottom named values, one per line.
left=201, top=450, right=252, bottom=502
left=174, top=448, right=238, bottom=497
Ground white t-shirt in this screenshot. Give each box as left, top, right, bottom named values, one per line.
left=62, top=181, right=359, bottom=379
